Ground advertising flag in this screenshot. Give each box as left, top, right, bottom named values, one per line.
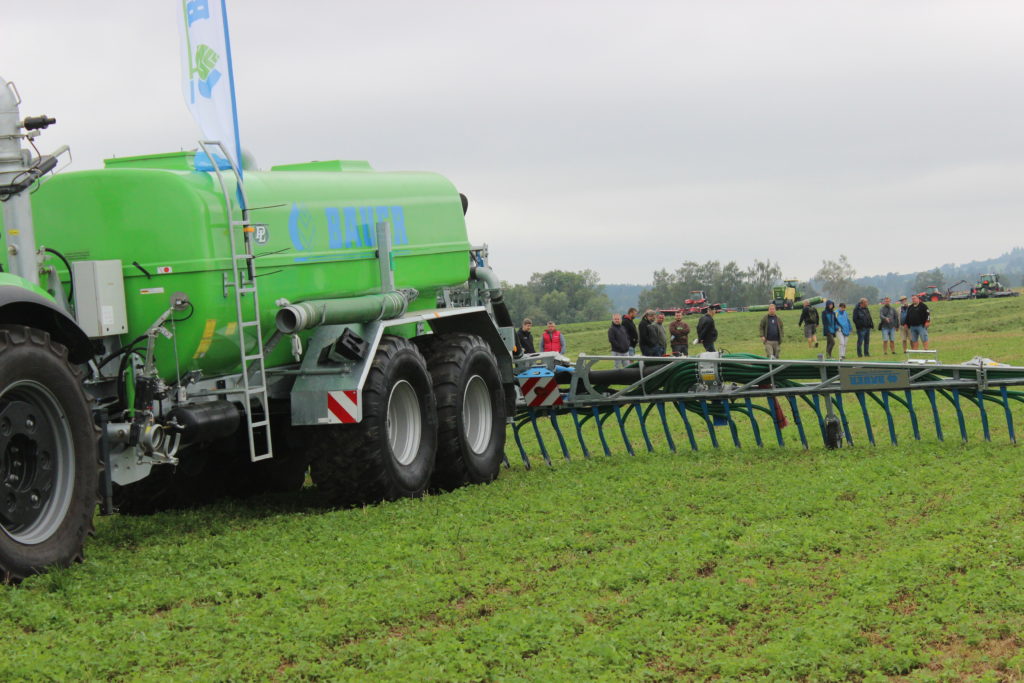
left=179, top=0, right=243, bottom=177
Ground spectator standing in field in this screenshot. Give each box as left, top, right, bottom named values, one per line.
left=878, top=296, right=898, bottom=355
left=608, top=314, right=631, bottom=368
left=836, top=302, right=852, bottom=360
left=821, top=300, right=838, bottom=359
left=905, top=294, right=931, bottom=350
left=516, top=318, right=535, bottom=355
left=696, top=305, right=719, bottom=352
left=853, top=297, right=873, bottom=357
left=541, top=321, right=566, bottom=354
left=621, top=308, right=639, bottom=357
left=638, top=310, right=660, bottom=356
left=669, top=310, right=690, bottom=356
left=798, top=300, right=819, bottom=348
left=898, top=295, right=911, bottom=352
left=654, top=312, right=668, bottom=356
left=759, top=303, right=784, bottom=359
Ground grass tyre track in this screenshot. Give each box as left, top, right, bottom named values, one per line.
left=0, top=326, right=97, bottom=583
left=311, top=335, right=437, bottom=506
left=421, top=333, right=506, bottom=490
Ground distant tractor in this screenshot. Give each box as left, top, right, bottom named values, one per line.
left=973, top=273, right=1018, bottom=299
left=917, top=285, right=945, bottom=303
left=684, top=290, right=708, bottom=315
left=771, top=279, right=801, bottom=310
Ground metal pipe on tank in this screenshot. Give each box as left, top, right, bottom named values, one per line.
left=275, top=288, right=419, bottom=335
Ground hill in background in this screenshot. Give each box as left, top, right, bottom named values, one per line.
left=603, top=283, right=648, bottom=313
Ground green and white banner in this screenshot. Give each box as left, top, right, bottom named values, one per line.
left=178, top=0, right=242, bottom=176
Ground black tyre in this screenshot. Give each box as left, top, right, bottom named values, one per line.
left=0, top=326, right=98, bottom=583
left=310, top=335, right=437, bottom=506
left=422, top=334, right=506, bottom=490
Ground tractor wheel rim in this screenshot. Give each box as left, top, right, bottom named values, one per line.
left=0, top=381, right=75, bottom=545
left=387, top=380, right=421, bottom=466
left=462, top=375, right=493, bottom=454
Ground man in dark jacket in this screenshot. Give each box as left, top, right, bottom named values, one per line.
left=852, top=298, right=873, bottom=357
left=905, top=295, right=931, bottom=350
left=797, top=301, right=819, bottom=348
left=638, top=310, right=660, bottom=356
left=608, top=314, right=631, bottom=368
left=759, top=304, right=784, bottom=359
left=621, top=308, right=639, bottom=357
left=696, top=306, right=719, bottom=352
left=516, top=318, right=535, bottom=355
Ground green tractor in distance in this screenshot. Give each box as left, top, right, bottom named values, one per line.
left=771, top=279, right=801, bottom=309
left=747, top=279, right=822, bottom=312
left=973, top=273, right=1019, bottom=299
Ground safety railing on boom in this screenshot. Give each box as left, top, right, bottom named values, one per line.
left=507, top=352, right=1024, bottom=469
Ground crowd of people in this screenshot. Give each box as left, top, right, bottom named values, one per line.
left=514, top=294, right=933, bottom=365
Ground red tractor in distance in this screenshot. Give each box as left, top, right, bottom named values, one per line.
left=917, top=285, right=945, bottom=303
left=684, top=290, right=708, bottom=315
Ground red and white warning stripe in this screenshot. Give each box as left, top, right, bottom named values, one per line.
left=326, top=390, right=361, bottom=424
left=520, top=375, right=563, bottom=407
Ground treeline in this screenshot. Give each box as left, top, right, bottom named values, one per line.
left=502, top=270, right=613, bottom=324
left=638, top=260, right=798, bottom=309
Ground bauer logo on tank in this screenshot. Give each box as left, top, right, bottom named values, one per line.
left=517, top=368, right=563, bottom=407
left=326, top=390, right=361, bottom=423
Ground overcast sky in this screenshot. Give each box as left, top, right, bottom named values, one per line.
left=3, top=1, right=1022, bottom=284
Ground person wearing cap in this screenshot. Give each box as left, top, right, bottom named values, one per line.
left=898, top=295, right=911, bottom=352
left=878, top=296, right=898, bottom=355
left=696, top=305, right=719, bottom=352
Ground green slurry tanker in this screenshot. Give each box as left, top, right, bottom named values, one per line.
left=0, top=77, right=517, bottom=582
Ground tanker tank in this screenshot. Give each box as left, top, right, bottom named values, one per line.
left=18, top=152, right=472, bottom=380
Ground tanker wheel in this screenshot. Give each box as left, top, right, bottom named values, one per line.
left=0, top=326, right=98, bottom=583
left=310, top=335, right=437, bottom=506
left=421, top=334, right=506, bottom=491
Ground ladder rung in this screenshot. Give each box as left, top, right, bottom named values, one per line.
left=245, top=385, right=266, bottom=392
left=243, top=354, right=263, bottom=361
left=249, top=420, right=269, bottom=429
left=235, top=253, right=254, bottom=260
left=240, top=321, right=260, bottom=328
left=238, top=287, right=257, bottom=294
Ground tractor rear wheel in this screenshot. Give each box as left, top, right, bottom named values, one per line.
left=310, top=336, right=437, bottom=506
left=420, top=334, right=506, bottom=491
left=0, top=327, right=98, bottom=583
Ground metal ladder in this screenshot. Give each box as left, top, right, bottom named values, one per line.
left=198, top=140, right=273, bottom=462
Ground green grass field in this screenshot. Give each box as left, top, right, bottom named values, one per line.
left=3, top=296, right=1023, bottom=680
